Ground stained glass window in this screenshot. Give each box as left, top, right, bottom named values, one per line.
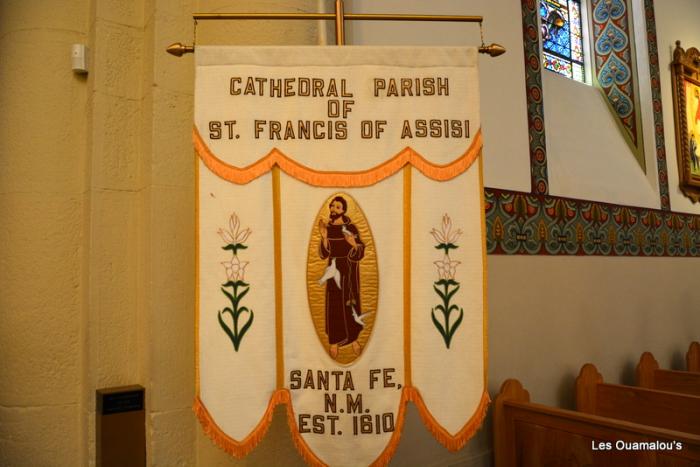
left=540, top=0, right=585, bottom=82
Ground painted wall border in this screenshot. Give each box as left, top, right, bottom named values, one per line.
left=521, top=0, right=550, bottom=195
left=485, top=0, right=678, bottom=256
left=590, top=0, right=643, bottom=156
left=485, top=188, right=700, bottom=257
left=643, top=0, right=671, bottom=210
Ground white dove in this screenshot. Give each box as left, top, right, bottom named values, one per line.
left=348, top=300, right=374, bottom=327
left=318, top=258, right=341, bottom=288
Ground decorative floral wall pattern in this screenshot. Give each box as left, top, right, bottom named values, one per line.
left=490, top=0, right=677, bottom=256
left=486, top=189, right=700, bottom=257
left=644, top=0, right=671, bottom=211
left=590, top=0, right=641, bottom=149
left=521, top=0, right=550, bottom=195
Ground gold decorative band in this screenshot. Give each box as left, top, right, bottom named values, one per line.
left=272, top=167, right=284, bottom=389
left=194, top=126, right=483, bottom=187
left=403, top=166, right=412, bottom=387
left=195, top=157, right=201, bottom=395
left=478, top=154, right=489, bottom=388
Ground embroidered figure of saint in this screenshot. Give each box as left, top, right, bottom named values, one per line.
left=317, top=195, right=365, bottom=359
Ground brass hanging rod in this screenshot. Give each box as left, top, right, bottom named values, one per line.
left=191, top=13, right=483, bottom=22
left=166, top=4, right=505, bottom=57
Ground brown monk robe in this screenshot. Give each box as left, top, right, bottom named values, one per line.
left=318, top=196, right=364, bottom=358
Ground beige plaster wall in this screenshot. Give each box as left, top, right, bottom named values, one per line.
left=86, top=2, right=149, bottom=466
left=0, top=1, right=89, bottom=465
left=488, top=255, right=700, bottom=403
left=1, top=0, right=150, bottom=463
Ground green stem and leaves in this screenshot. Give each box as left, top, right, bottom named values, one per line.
left=431, top=278, right=464, bottom=349
left=435, top=242, right=459, bottom=255
left=222, top=243, right=248, bottom=255
left=217, top=280, right=254, bottom=352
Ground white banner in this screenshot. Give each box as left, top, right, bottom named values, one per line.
left=194, top=46, right=488, bottom=467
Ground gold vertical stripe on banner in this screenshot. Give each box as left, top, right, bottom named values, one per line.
left=403, top=165, right=412, bottom=387
left=478, top=153, right=489, bottom=388
left=195, top=156, right=201, bottom=396
left=273, top=166, right=284, bottom=389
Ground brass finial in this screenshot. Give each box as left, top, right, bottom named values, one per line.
left=166, top=42, right=194, bottom=57
left=479, top=43, right=506, bottom=57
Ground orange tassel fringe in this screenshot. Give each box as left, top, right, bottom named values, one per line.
left=193, top=126, right=482, bottom=187
left=281, top=390, right=329, bottom=467
left=408, top=387, right=491, bottom=451
left=367, top=387, right=411, bottom=467
left=195, top=386, right=490, bottom=464
left=193, top=391, right=286, bottom=458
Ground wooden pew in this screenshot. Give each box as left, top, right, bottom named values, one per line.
left=689, top=342, right=700, bottom=372
left=636, top=352, right=700, bottom=396
left=577, top=364, right=700, bottom=435
left=494, top=379, right=700, bottom=467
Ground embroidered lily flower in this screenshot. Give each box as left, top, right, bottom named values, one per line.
left=218, top=212, right=252, bottom=255
left=218, top=213, right=252, bottom=245
left=434, top=255, right=460, bottom=280
left=222, top=255, right=249, bottom=282
left=430, top=214, right=462, bottom=253
left=430, top=214, right=463, bottom=244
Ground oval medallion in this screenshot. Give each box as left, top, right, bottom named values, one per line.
left=306, top=193, right=378, bottom=364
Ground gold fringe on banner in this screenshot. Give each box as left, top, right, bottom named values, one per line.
left=194, top=387, right=489, bottom=462
left=193, top=127, right=482, bottom=187
left=280, top=390, right=329, bottom=467
left=368, top=388, right=411, bottom=467
left=407, top=387, right=490, bottom=451
left=367, top=387, right=489, bottom=465
left=193, top=391, right=285, bottom=458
